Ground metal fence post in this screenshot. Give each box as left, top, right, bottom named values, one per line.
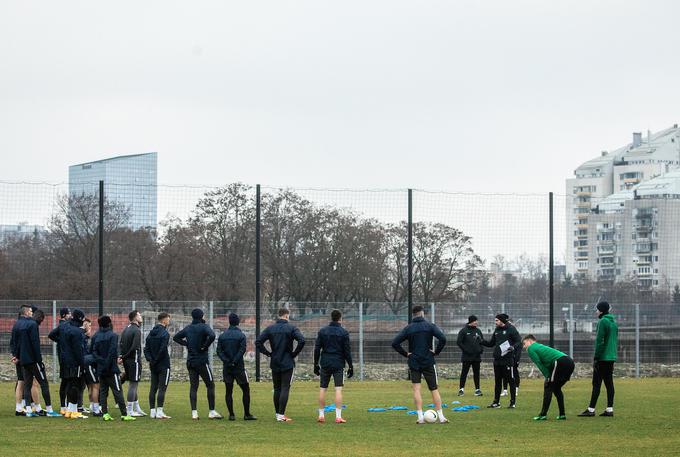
left=52, top=300, right=57, bottom=383
left=209, top=301, right=214, bottom=367
left=359, top=302, right=364, bottom=381
left=255, top=184, right=261, bottom=382
left=501, top=302, right=505, bottom=315
left=569, top=303, right=574, bottom=359
left=132, top=300, right=136, bottom=311
left=430, top=302, right=435, bottom=324
left=98, top=180, right=104, bottom=317
left=407, top=189, right=413, bottom=324
left=635, top=303, right=640, bottom=378
left=549, top=191, right=555, bottom=348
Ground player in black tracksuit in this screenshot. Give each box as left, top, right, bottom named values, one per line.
left=255, top=308, right=305, bottom=422
left=502, top=318, right=521, bottom=396
left=457, top=315, right=484, bottom=396
left=392, top=305, right=448, bottom=424
left=145, top=312, right=172, bottom=419
left=217, top=313, right=256, bottom=421
left=173, top=308, right=222, bottom=419
left=313, top=309, right=353, bottom=423
left=120, top=310, right=144, bottom=416
left=48, top=307, right=72, bottom=412
left=11, top=305, right=57, bottom=417
left=482, top=313, right=521, bottom=408
left=58, top=309, right=87, bottom=418
left=90, top=315, right=133, bottom=421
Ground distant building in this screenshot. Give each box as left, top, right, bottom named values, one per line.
left=0, top=223, right=45, bottom=243
left=69, top=152, right=157, bottom=230
left=566, top=126, right=680, bottom=290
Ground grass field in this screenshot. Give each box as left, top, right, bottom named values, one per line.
left=0, top=378, right=678, bottom=456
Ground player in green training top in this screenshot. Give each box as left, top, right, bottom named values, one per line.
left=522, top=335, right=575, bottom=421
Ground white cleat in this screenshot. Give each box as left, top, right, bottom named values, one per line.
left=208, top=411, right=223, bottom=420
left=500, top=389, right=508, bottom=397
left=156, top=413, right=172, bottom=419
left=131, top=411, right=146, bottom=417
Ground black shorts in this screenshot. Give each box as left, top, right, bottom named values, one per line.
left=84, top=365, right=99, bottom=384
left=409, top=365, right=439, bottom=391
left=62, top=366, right=82, bottom=380
left=16, top=363, right=24, bottom=381
left=320, top=367, right=344, bottom=389
left=223, top=368, right=249, bottom=386
left=123, top=359, right=142, bottom=382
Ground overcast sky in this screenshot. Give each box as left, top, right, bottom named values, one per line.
left=2, top=0, right=680, bottom=194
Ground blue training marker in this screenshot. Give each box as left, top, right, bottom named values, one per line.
left=388, top=406, right=408, bottom=411
left=367, top=408, right=387, bottom=412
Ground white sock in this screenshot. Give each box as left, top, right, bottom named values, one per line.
left=437, top=409, right=446, bottom=422
left=318, top=409, right=325, bottom=417
left=587, top=407, right=595, bottom=413
left=21, top=399, right=26, bottom=408
left=150, top=408, right=156, bottom=417
left=276, top=413, right=284, bottom=420
left=417, top=410, right=424, bottom=421
left=16, top=403, right=23, bottom=412
left=460, top=387, right=464, bottom=392
left=134, top=401, right=142, bottom=412
left=68, top=403, right=78, bottom=413
left=157, top=407, right=163, bottom=416
left=335, top=408, right=342, bottom=419
left=32, top=403, right=42, bottom=412
left=606, top=407, right=613, bottom=412
left=46, top=405, right=53, bottom=413
left=210, top=410, right=217, bottom=415
left=192, top=410, right=198, bottom=418
left=127, top=402, right=134, bottom=415
left=25, top=405, right=33, bottom=413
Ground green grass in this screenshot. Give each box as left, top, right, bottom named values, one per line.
left=0, top=378, right=678, bottom=456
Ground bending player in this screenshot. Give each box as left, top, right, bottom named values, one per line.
left=256, top=308, right=305, bottom=422
left=392, top=305, right=448, bottom=424
left=173, top=308, right=222, bottom=420
left=522, top=335, right=574, bottom=420
left=216, top=313, right=256, bottom=421
left=314, top=309, right=353, bottom=424
left=145, top=312, right=172, bottom=419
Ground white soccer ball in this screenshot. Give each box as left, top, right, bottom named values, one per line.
left=423, top=409, right=438, bottom=423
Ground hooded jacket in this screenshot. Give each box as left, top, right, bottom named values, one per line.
left=173, top=319, right=216, bottom=367
left=313, top=321, right=353, bottom=371
left=48, top=319, right=69, bottom=366
left=392, top=316, right=447, bottom=370
left=456, top=324, right=484, bottom=362
left=58, top=319, right=85, bottom=369
left=255, top=319, right=305, bottom=372
left=11, top=316, right=42, bottom=365
left=90, top=326, right=120, bottom=376
left=144, top=324, right=171, bottom=371
left=594, top=313, right=618, bottom=362
left=216, top=326, right=247, bottom=372
left=482, top=323, right=521, bottom=366
left=119, top=322, right=142, bottom=362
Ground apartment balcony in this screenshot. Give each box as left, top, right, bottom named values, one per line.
left=576, top=223, right=588, bottom=229
left=637, top=270, right=652, bottom=277
left=576, top=191, right=592, bottom=197
left=636, top=245, right=651, bottom=254
left=575, top=254, right=589, bottom=261
left=636, top=259, right=651, bottom=266
left=597, top=248, right=616, bottom=255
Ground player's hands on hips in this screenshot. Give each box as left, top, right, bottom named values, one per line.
left=313, top=365, right=320, bottom=376
left=347, top=366, right=354, bottom=379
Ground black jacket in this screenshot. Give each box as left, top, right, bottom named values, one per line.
left=119, top=323, right=142, bottom=362
left=216, top=326, right=246, bottom=372
left=392, top=316, right=446, bottom=370
left=58, top=320, right=86, bottom=370
left=173, top=319, right=215, bottom=367
left=456, top=325, right=484, bottom=362
left=482, top=324, right=521, bottom=366
left=144, top=324, right=171, bottom=371
left=48, top=319, right=69, bottom=366
left=255, top=319, right=305, bottom=372
left=313, top=321, right=353, bottom=370
left=90, top=327, right=120, bottom=376
left=83, top=334, right=95, bottom=367
left=11, top=316, right=42, bottom=365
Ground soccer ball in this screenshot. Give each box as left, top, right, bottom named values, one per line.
left=423, top=409, right=438, bottom=423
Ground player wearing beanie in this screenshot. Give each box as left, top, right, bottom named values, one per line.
left=579, top=301, right=618, bottom=417
left=482, top=313, right=521, bottom=409
left=456, top=315, right=484, bottom=397
left=145, top=312, right=172, bottom=419
left=217, top=313, right=256, bottom=421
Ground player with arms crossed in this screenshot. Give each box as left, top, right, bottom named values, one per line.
left=392, top=305, right=448, bottom=424
left=313, top=309, right=354, bottom=424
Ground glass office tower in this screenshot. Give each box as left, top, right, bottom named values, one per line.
left=69, top=152, right=157, bottom=230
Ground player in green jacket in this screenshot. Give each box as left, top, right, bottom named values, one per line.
left=579, top=301, right=618, bottom=418
left=522, top=335, right=574, bottom=420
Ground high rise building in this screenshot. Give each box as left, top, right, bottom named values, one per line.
left=69, top=152, right=157, bottom=230
left=566, top=126, right=680, bottom=288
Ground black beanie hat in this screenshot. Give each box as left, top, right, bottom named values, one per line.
left=191, top=308, right=204, bottom=320
left=496, top=313, right=509, bottom=324
left=98, top=315, right=112, bottom=328
left=60, top=307, right=70, bottom=318
left=597, top=301, right=610, bottom=314
left=468, top=315, right=478, bottom=324
left=229, top=313, right=240, bottom=326
left=72, top=309, right=85, bottom=324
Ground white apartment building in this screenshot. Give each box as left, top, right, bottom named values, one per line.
left=566, top=125, right=680, bottom=280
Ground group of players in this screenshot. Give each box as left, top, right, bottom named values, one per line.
left=9, top=300, right=618, bottom=424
